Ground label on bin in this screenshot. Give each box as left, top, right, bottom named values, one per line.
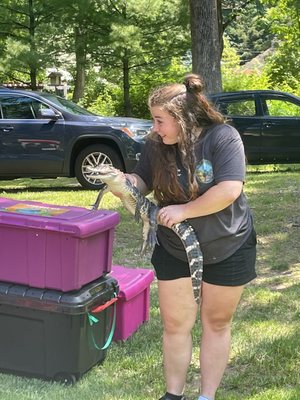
left=0, top=203, right=68, bottom=217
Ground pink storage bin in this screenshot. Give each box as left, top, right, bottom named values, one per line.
left=110, top=265, right=155, bottom=341
left=0, top=197, right=120, bottom=291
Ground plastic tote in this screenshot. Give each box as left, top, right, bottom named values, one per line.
left=110, top=265, right=155, bottom=341
left=0, top=275, right=119, bottom=384
left=0, top=197, right=120, bottom=291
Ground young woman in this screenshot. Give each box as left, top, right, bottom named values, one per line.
left=125, top=74, right=257, bottom=400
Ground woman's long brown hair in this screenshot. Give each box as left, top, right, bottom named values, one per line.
left=148, top=74, right=224, bottom=206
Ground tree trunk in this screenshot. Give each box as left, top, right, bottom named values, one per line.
left=123, top=53, right=132, bottom=116
left=28, top=0, right=37, bottom=90
left=189, top=0, right=222, bottom=93
left=72, top=26, right=87, bottom=103
left=217, top=0, right=224, bottom=55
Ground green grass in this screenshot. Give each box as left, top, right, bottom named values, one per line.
left=0, top=165, right=299, bottom=399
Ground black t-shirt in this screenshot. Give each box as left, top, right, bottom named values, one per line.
left=133, top=123, right=253, bottom=264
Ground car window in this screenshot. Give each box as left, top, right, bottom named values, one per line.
left=39, top=93, right=94, bottom=116
left=217, top=99, right=256, bottom=117
left=265, top=99, right=300, bottom=117
left=0, top=95, right=52, bottom=119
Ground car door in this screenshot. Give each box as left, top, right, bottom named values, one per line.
left=259, top=94, right=300, bottom=163
left=0, top=93, right=65, bottom=175
left=214, top=94, right=263, bottom=163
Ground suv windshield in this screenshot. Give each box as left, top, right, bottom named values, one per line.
left=39, top=93, right=95, bottom=116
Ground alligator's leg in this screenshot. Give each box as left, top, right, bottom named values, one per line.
left=91, top=183, right=108, bottom=210
left=146, top=204, right=160, bottom=250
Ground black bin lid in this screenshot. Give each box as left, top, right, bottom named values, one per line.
left=0, top=275, right=119, bottom=315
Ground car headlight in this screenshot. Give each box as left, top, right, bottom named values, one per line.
left=117, top=126, right=151, bottom=138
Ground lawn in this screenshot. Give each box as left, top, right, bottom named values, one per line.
left=0, top=164, right=299, bottom=400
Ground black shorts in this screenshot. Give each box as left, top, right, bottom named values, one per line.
left=151, top=229, right=257, bottom=286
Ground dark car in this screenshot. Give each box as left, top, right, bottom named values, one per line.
left=0, top=88, right=152, bottom=189
left=210, top=90, right=300, bottom=164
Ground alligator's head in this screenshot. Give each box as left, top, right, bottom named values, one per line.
left=86, top=164, right=126, bottom=191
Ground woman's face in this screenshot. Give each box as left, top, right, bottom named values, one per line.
left=150, top=106, right=181, bottom=145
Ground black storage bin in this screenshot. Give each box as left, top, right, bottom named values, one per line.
left=0, top=275, right=119, bottom=384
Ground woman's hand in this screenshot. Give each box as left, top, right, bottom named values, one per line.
left=158, top=204, right=187, bottom=228
left=157, top=181, right=244, bottom=228
left=111, top=173, right=149, bottom=198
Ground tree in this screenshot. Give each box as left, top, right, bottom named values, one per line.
left=54, top=0, right=111, bottom=103
left=189, top=0, right=222, bottom=93
left=92, top=0, right=190, bottom=115
left=0, top=0, right=60, bottom=88
left=188, top=0, right=274, bottom=93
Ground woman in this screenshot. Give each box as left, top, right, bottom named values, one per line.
left=126, top=74, right=257, bottom=400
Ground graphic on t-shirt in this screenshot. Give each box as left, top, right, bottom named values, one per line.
left=195, top=159, right=214, bottom=184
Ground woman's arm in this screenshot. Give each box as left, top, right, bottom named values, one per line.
left=158, top=180, right=243, bottom=228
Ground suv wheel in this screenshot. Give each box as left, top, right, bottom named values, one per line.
left=75, top=144, right=123, bottom=189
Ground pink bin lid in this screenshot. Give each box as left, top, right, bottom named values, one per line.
left=0, top=197, right=120, bottom=238
left=110, top=265, right=155, bottom=301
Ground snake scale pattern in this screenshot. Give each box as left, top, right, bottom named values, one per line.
left=90, top=165, right=203, bottom=304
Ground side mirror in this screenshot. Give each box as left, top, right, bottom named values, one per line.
left=40, top=108, right=59, bottom=120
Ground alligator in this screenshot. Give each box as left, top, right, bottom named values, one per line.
left=89, top=164, right=203, bottom=304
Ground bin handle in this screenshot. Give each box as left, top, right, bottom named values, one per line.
left=91, top=296, right=118, bottom=313
left=88, top=293, right=118, bottom=350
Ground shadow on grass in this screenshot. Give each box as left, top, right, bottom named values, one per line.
left=220, top=279, right=300, bottom=398
left=224, top=328, right=300, bottom=396
left=246, top=163, right=300, bottom=174
left=239, top=282, right=300, bottom=323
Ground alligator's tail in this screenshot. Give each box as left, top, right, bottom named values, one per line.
left=172, top=222, right=203, bottom=304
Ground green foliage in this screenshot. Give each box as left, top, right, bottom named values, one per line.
left=129, top=57, right=190, bottom=118
left=222, top=0, right=299, bottom=93
left=221, top=22, right=299, bottom=94
left=82, top=56, right=190, bottom=118
left=221, top=36, right=241, bottom=73
left=0, top=38, right=31, bottom=82
left=261, top=0, right=300, bottom=90
left=222, top=70, right=271, bottom=91
left=86, top=86, right=123, bottom=116
left=264, top=46, right=299, bottom=91
left=78, top=69, right=124, bottom=116
left=272, top=81, right=300, bottom=97
left=221, top=38, right=271, bottom=91
left=0, top=0, right=63, bottom=86
left=90, top=0, right=190, bottom=114
left=223, top=1, right=273, bottom=64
